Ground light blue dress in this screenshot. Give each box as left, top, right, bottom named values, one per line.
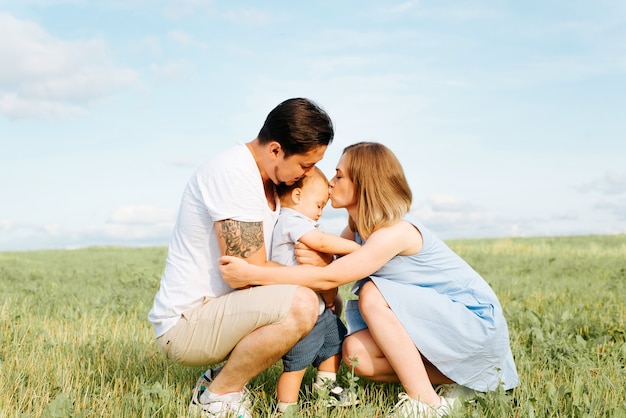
left=345, top=214, right=519, bottom=392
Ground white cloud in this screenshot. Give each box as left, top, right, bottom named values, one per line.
left=0, top=14, right=104, bottom=80
left=150, top=60, right=196, bottom=82
left=548, top=211, right=578, bottom=221
left=43, top=224, right=61, bottom=235
left=94, top=222, right=174, bottom=242
left=0, top=220, right=68, bottom=251
left=223, top=8, right=272, bottom=26
left=577, top=171, right=626, bottom=195
left=23, top=67, right=138, bottom=101
left=162, top=0, right=215, bottom=19
left=169, top=29, right=194, bottom=46
left=165, top=156, right=200, bottom=167
left=0, top=219, right=15, bottom=230
left=0, top=211, right=175, bottom=251
left=412, top=207, right=509, bottom=240
left=108, top=205, right=176, bottom=225
left=389, top=1, right=418, bottom=14
left=0, top=93, right=86, bottom=119
left=382, top=2, right=503, bottom=21
left=129, top=36, right=163, bottom=58
left=428, top=194, right=477, bottom=212
left=168, top=30, right=208, bottom=49
left=595, top=199, right=626, bottom=220
left=0, top=12, right=140, bottom=119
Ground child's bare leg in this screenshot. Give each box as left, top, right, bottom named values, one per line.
left=317, top=353, right=341, bottom=373
left=277, top=369, right=307, bottom=404
left=315, top=353, right=358, bottom=407
left=315, top=354, right=341, bottom=391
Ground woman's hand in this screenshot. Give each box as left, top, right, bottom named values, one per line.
left=218, top=256, right=254, bottom=289
left=295, top=242, right=333, bottom=266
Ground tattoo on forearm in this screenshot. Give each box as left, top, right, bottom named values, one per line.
left=218, top=220, right=263, bottom=258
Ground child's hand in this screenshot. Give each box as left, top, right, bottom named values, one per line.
left=295, top=242, right=333, bottom=266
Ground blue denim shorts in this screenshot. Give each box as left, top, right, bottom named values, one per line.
left=344, top=299, right=368, bottom=335
left=282, top=308, right=347, bottom=372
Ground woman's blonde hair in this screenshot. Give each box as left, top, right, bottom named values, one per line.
left=343, top=142, right=412, bottom=239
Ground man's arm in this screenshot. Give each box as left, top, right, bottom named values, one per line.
left=215, top=219, right=280, bottom=266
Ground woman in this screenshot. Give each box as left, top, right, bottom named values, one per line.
left=220, top=142, right=519, bottom=417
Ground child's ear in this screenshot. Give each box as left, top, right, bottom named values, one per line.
left=291, top=188, right=302, bottom=203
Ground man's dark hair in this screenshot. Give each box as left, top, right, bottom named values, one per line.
left=258, top=98, right=334, bottom=157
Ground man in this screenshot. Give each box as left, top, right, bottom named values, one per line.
left=148, top=98, right=334, bottom=417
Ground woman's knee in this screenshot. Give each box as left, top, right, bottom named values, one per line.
left=358, top=281, right=385, bottom=317
left=342, top=334, right=370, bottom=372
left=342, top=336, right=372, bottom=378
left=342, top=336, right=359, bottom=366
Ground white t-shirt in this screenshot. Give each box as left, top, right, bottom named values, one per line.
left=148, top=143, right=280, bottom=338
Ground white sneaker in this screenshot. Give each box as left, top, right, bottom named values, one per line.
left=189, top=366, right=252, bottom=418
left=189, top=367, right=222, bottom=410
left=437, top=383, right=477, bottom=407
left=190, top=391, right=252, bottom=418
left=389, top=392, right=452, bottom=418
left=313, top=380, right=359, bottom=407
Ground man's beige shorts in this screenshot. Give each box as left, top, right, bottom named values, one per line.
left=157, top=284, right=298, bottom=366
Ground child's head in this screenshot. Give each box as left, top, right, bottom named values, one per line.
left=277, top=166, right=329, bottom=221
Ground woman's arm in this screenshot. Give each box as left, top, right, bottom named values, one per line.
left=219, top=221, right=420, bottom=291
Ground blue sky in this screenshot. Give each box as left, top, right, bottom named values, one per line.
left=1, top=0, right=625, bottom=251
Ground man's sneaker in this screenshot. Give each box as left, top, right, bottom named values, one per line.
left=388, top=392, right=452, bottom=418
left=189, top=391, right=252, bottom=418
left=313, top=380, right=359, bottom=407
left=189, top=366, right=252, bottom=417
left=189, top=367, right=222, bottom=411
left=436, top=383, right=477, bottom=407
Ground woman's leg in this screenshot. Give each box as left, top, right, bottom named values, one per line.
left=343, top=328, right=399, bottom=382
left=343, top=330, right=452, bottom=384
left=344, top=281, right=448, bottom=404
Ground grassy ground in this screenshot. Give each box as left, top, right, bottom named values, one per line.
left=1, top=235, right=625, bottom=417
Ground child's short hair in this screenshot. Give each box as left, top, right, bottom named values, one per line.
left=276, top=166, right=328, bottom=199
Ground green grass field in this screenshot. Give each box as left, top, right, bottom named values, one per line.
left=1, top=235, right=625, bottom=417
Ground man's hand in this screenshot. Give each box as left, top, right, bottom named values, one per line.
left=218, top=256, right=254, bottom=289
left=295, top=242, right=333, bottom=266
